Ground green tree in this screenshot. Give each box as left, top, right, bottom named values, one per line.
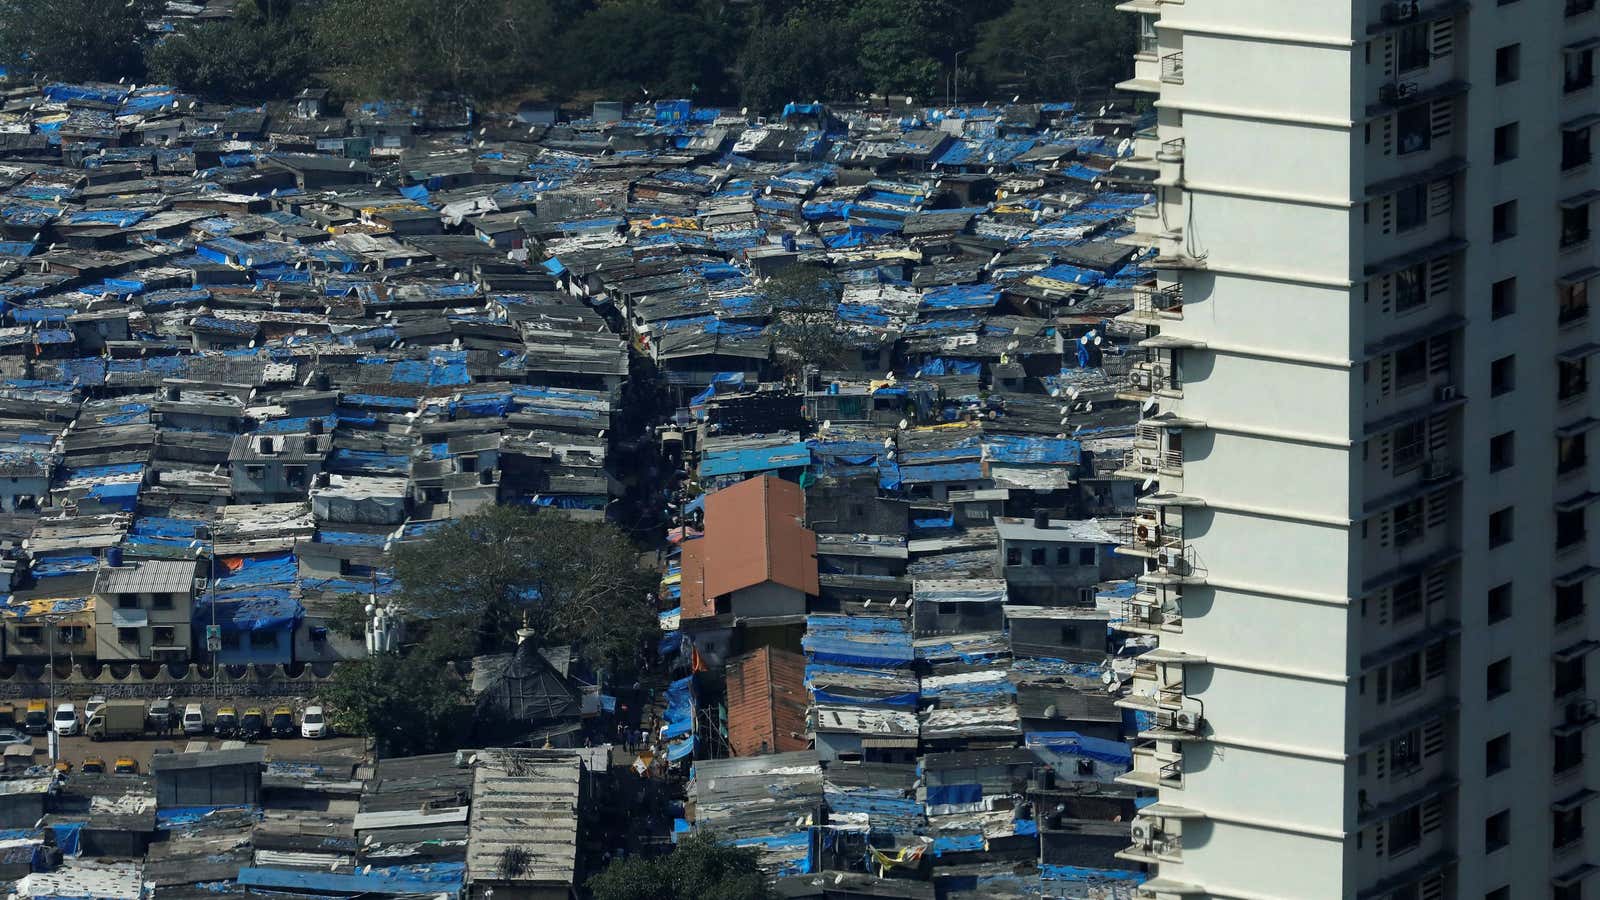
left=0, top=0, right=161, bottom=84
left=737, top=13, right=864, bottom=114
left=316, top=0, right=556, bottom=98
left=761, top=265, right=849, bottom=377
left=587, top=832, right=774, bottom=900
left=555, top=0, right=735, bottom=101
left=146, top=1, right=313, bottom=102
left=323, top=650, right=468, bottom=756
left=392, top=504, right=657, bottom=671
left=848, top=0, right=961, bottom=99
left=974, top=0, right=1133, bottom=100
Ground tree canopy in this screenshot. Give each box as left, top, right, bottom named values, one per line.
left=146, top=1, right=313, bottom=102
left=587, top=832, right=774, bottom=900
left=0, top=0, right=161, bottom=84
left=323, top=650, right=468, bottom=757
left=760, top=265, right=850, bottom=377
left=392, top=504, right=657, bottom=672
left=0, top=0, right=1132, bottom=109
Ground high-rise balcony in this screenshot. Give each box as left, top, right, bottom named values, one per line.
left=1114, top=584, right=1183, bottom=635
left=1119, top=740, right=1185, bottom=790
left=1118, top=282, right=1184, bottom=327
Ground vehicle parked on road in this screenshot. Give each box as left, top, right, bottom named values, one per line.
left=147, top=698, right=178, bottom=733
left=113, top=757, right=138, bottom=775
left=270, top=707, right=295, bottom=738
left=84, top=696, right=106, bottom=720
left=52, top=704, right=78, bottom=737
left=0, top=728, right=30, bottom=747
left=300, top=706, right=327, bottom=739
left=240, top=707, right=265, bottom=740
left=182, top=704, right=206, bottom=735
left=88, top=700, right=147, bottom=742
left=214, top=707, right=238, bottom=738
left=81, top=757, right=105, bottom=774
left=22, top=701, right=47, bottom=735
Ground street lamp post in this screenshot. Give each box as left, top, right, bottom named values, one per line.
left=953, top=50, right=970, bottom=108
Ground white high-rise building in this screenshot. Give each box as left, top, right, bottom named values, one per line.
left=1110, top=0, right=1599, bottom=897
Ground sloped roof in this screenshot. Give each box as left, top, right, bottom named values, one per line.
left=681, top=476, right=818, bottom=619
left=725, top=647, right=809, bottom=757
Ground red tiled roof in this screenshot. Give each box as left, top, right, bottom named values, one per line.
left=725, top=646, right=809, bottom=757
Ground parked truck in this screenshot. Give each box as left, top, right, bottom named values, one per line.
left=87, top=699, right=146, bottom=741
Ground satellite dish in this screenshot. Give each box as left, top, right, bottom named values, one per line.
left=1142, top=476, right=1155, bottom=490
left=1142, top=396, right=1157, bottom=412
left=1117, top=138, right=1133, bottom=157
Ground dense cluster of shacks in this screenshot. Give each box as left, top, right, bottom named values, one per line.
left=0, top=63, right=1180, bottom=900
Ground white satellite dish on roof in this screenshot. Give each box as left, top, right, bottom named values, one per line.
left=1117, top=137, right=1133, bottom=157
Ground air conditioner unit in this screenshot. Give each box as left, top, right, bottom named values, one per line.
left=1173, top=708, right=1203, bottom=734
left=1130, top=819, right=1155, bottom=849
left=1156, top=548, right=1179, bottom=569
left=1382, top=0, right=1420, bottom=22
left=1422, top=458, right=1450, bottom=481
left=1133, top=371, right=1153, bottom=390
left=1435, top=384, right=1458, bottom=402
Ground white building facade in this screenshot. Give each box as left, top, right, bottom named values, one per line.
left=1112, top=0, right=1600, bottom=897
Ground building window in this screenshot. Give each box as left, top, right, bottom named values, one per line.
left=1030, top=547, right=1046, bottom=566
left=1562, top=203, right=1592, bottom=248
left=1563, top=126, right=1593, bottom=170
left=1060, top=625, right=1081, bottom=645
left=1557, top=508, right=1588, bottom=550
left=1557, top=582, right=1587, bottom=624
left=1489, top=431, right=1515, bottom=472
left=152, top=626, right=174, bottom=646
left=1493, top=122, right=1518, bottom=163
left=1556, top=731, right=1585, bottom=774
left=1554, top=806, right=1585, bottom=850
left=117, top=627, right=138, bottom=645
left=1571, top=0, right=1598, bottom=14
left=1559, top=433, right=1589, bottom=476
left=1391, top=652, right=1423, bottom=697
left=284, top=465, right=307, bottom=489
left=117, top=594, right=138, bottom=610
left=1391, top=728, right=1422, bottom=774
left=1488, top=582, right=1512, bottom=623
left=1397, top=22, right=1431, bottom=73
left=1393, top=575, right=1423, bottom=621
left=221, top=631, right=240, bottom=650
left=1006, top=547, right=1021, bottom=566
left=1395, top=183, right=1428, bottom=232
left=1398, top=104, right=1431, bottom=155
left=1491, top=276, right=1516, bottom=319
left=1394, top=263, right=1427, bottom=313
left=1393, top=498, right=1425, bottom=546
left=151, top=592, right=173, bottom=610
left=1485, top=810, right=1510, bottom=852
left=56, top=625, right=84, bottom=645
left=1559, top=358, right=1589, bottom=401
left=1560, top=280, right=1590, bottom=325
left=15, top=626, right=40, bottom=643
left=1490, top=354, right=1515, bottom=396
left=1387, top=806, right=1422, bottom=856
left=1556, top=884, right=1582, bottom=900
left=249, top=631, right=277, bottom=650
left=1055, top=546, right=1071, bottom=565
left=1566, top=48, right=1595, bottom=93
left=1489, top=507, right=1515, bottom=547
left=244, top=464, right=265, bottom=481
left=1078, top=547, right=1095, bottom=566
left=1395, top=341, right=1429, bottom=389
left=1495, top=43, right=1520, bottom=84
left=1492, top=200, right=1517, bottom=241
left=1393, top=421, right=1426, bottom=472
left=1556, top=655, right=1587, bottom=698
left=1486, top=733, right=1511, bottom=775
left=1488, top=657, right=1512, bottom=698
